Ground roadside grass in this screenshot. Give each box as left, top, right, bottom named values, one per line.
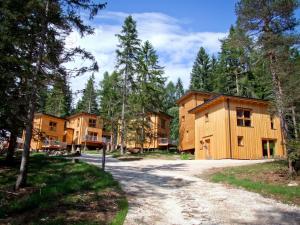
left=83, top=149, right=103, bottom=154
left=207, top=160, right=300, bottom=206
left=110, top=149, right=194, bottom=160
left=0, top=154, right=128, bottom=225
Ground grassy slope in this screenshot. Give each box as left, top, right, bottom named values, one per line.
left=208, top=160, right=300, bottom=206
left=111, top=150, right=194, bottom=160
left=0, top=154, right=128, bottom=225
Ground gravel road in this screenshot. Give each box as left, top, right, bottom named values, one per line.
left=81, top=154, right=300, bottom=225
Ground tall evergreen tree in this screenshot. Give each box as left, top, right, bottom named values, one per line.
left=163, top=81, right=177, bottom=111
left=45, top=77, right=72, bottom=117
left=115, top=15, right=141, bottom=154
left=76, top=74, right=98, bottom=114
left=175, top=78, right=184, bottom=100
left=217, top=26, right=253, bottom=96
left=0, top=0, right=105, bottom=189
left=190, top=47, right=212, bottom=91
left=99, top=71, right=122, bottom=150
left=236, top=0, right=299, bottom=173
left=130, top=40, right=165, bottom=152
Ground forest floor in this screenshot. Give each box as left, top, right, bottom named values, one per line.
left=0, top=154, right=127, bottom=225
left=204, top=160, right=300, bottom=206
left=81, top=154, right=300, bottom=225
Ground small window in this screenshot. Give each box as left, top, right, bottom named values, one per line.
left=238, top=136, right=244, bottom=146
left=160, top=119, right=166, bottom=129
left=270, top=116, right=275, bottom=129
left=205, top=113, right=209, bottom=122
left=89, top=119, right=96, bottom=128
left=49, top=121, right=57, bottom=131
left=236, top=108, right=252, bottom=127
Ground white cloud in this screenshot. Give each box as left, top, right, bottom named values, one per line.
left=67, top=11, right=227, bottom=103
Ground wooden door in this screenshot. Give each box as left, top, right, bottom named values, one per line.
left=204, top=139, right=211, bottom=159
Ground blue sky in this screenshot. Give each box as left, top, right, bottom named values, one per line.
left=66, top=1, right=250, bottom=101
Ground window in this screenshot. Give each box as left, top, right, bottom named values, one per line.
left=238, top=136, right=244, bottom=146
left=87, top=132, right=98, bottom=141
left=270, top=116, right=275, bottom=129
left=49, top=121, right=57, bottom=131
left=236, top=108, right=252, bottom=127
left=89, top=119, right=96, bottom=128
left=205, top=113, right=209, bottom=122
left=160, top=119, right=166, bottom=129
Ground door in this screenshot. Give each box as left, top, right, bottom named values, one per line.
left=262, top=140, right=276, bottom=159
left=204, top=139, right=211, bottom=159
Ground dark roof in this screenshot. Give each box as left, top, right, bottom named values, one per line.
left=150, top=111, right=173, bottom=119
left=35, top=112, right=67, bottom=121
left=176, top=90, right=217, bottom=104
left=189, top=94, right=269, bottom=114
left=66, top=112, right=100, bottom=119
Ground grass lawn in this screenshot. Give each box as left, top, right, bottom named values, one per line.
left=111, top=149, right=194, bottom=160
left=0, top=154, right=128, bottom=225
left=206, top=160, right=300, bottom=206
left=83, top=149, right=103, bottom=154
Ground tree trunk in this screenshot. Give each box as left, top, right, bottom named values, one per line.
left=141, top=107, right=145, bottom=154
left=5, top=132, right=17, bottom=165
left=269, top=53, right=293, bottom=173
left=120, top=70, right=128, bottom=155
left=102, top=144, right=106, bottom=171
left=291, top=106, right=298, bottom=139
left=15, top=0, right=49, bottom=191
left=15, top=98, right=35, bottom=190
left=235, top=70, right=239, bottom=95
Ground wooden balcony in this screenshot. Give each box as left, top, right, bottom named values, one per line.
left=42, top=140, right=67, bottom=150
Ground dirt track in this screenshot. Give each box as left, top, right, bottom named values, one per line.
left=81, top=155, right=300, bottom=225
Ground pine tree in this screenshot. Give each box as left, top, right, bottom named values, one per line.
left=236, top=0, right=299, bottom=173
left=175, top=78, right=184, bottom=99
left=76, top=74, right=98, bottom=114
left=99, top=71, right=122, bottom=150
left=163, top=81, right=177, bottom=111
left=167, top=106, right=179, bottom=144
left=0, top=0, right=106, bottom=189
left=130, top=40, right=165, bottom=152
left=217, top=26, right=253, bottom=96
left=45, top=77, right=72, bottom=117
left=115, top=15, right=141, bottom=154
left=190, top=47, right=212, bottom=91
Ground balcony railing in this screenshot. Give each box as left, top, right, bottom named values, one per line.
left=83, top=135, right=101, bottom=142
left=158, top=138, right=177, bottom=146
left=43, top=140, right=67, bottom=149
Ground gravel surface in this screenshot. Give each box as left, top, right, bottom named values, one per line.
left=81, top=155, right=300, bottom=225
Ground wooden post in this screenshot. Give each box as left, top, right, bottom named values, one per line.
left=102, top=144, right=106, bottom=171
left=267, top=140, right=270, bottom=159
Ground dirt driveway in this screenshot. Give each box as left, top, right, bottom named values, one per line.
left=81, top=155, right=300, bottom=225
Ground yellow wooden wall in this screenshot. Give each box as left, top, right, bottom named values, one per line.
left=226, top=100, right=284, bottom=159
left=194, top=101, right=228, bottom=159
left=119, top=113, right=171, bottom=149
left=30, top=115, right=65, bottom=150
left=193, top=98, right=285, bottom=159
left=67, top=114, right=103, bottom=145
left=178, top=93, right=213, bottom=151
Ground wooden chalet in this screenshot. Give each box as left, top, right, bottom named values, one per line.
left=177, top=91, right=285, bottom=160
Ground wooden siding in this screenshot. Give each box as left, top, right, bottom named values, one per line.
left=118, top=113, right=171, bottom=149
left=193, top=97, right=285, bottom=159
left=30, top=114, right=66, bottom=150
left=67, top=114, right=103, bottom=146
left=178, top=92, right=214, bottom=151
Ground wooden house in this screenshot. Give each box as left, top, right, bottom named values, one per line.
left=118, top=111, right=173, bottom=150
left=177, top=91, right=285, bottom=160
left=66, top=112, right=104, bottom=149
left=176, top=91, right=214, bottom=152
left=27, top=113, right=71, bottom=150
